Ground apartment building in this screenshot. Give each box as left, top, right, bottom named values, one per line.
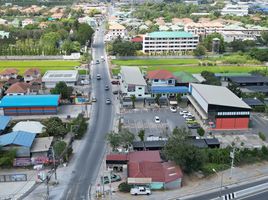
left=184, top=22, right=224, bottom=36
left=142, top=31, right=199, bottom=53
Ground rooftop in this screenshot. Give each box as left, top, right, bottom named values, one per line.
left=229, top=76, right=268, bottom=84
left=190, top=83, right=251, bottom=109
left=173, top=71, right=198, bottom=83
left=147, top=70, right=176, bottom=80
left=0, top=131, right=36, bottom=147
left=0, top=116, right=11, bottom=131
left=0, top=95, right=60, bottom=108
left=24, top=68, right=41, bottom=76
left=243, top=98, right=265, bottom=107
left=42, top=70, right=78, bottom=82
left=13, top=121, right=46, bottom=134
left=151, top=86, right=188, bottom=94
left=127, top=150, right=162, bottom=162
left=121, top=66, right=147, bottom=86
left=147, top=31, right=195, bottom=38
left=5, top=82, right=30, bottom=94
left=30, top=136, right=53, bottom=153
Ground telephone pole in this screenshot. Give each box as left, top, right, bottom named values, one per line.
left=230, top=147, right=235, bottom=179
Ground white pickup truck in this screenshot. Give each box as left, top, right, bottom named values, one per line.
left=130, top=187, right=151, bottom=195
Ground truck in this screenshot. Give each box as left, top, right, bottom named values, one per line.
left=130, top=187, right=151, bottom=196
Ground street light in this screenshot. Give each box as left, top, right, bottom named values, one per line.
left=213, top=168, right=223, bottom=198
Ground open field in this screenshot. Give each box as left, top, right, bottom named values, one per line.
left=112, top=65, right=267, bottom=75
left=111, top=58, right=199, bottom=66
left=0, top=60, right=81, bottom=74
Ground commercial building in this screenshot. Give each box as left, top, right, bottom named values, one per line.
left=142, top=31, right=199, bottom=53
left=42, top=70, right=79, bottom=88
left=120, top=67, right=150, bottom=98
left=221, top=4, right=249, bottom=16
left=188, top=83, right=251, bottom=130
left=0, top=95, right=60, bottom=116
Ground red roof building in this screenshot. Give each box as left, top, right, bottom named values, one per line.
left=147, top=70, right=176, bottom=80
left=5, top=82, right=30, bottom=95
left=131, top=36, right=143, bottom=43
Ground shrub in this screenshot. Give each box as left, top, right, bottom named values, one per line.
left=118, top=182, right=132, bottom=192
left=259, top=132, right=266, bottom=141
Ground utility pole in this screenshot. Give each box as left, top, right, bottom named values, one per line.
left=230, top=147, right=235, bottom=179
left=51, top=147, right=58, bottom=183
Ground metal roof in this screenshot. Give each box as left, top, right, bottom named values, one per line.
left=244, top=86, right=268, bottom=93
left=243, top=98, right=264, bottom=106
left=0, top=95, right=60, bottom=108
left=147, top=31, right=195, bottom=38
left=0, top=116, right=11, bottom=131
left=0, top=131, right=36, bottom=147
left=13, top=121, right=46, bottom=134
left=151, top=86, right=188, bottom=94
left=42, top=70, right=78, bottom=82
left=229, top=76, right=268, bottom=83
left=190, top=83, right=251, bottom=109
left=30, top=136, right=53, bottom=153
left=173, top=71, right=198, bottom=83
left=121, top=66, right=147, bottom=86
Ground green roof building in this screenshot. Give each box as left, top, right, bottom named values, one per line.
left=173, top=71, right=199, bottom=84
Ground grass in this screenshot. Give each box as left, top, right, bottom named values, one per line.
left=112, top=65, right=266, bottom=75
left=0, top=60, right=81, bottom=75
left=111, top=59, right=199, bottom=66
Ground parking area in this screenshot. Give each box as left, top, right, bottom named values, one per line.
left=121, top=107, right=198, bottom=139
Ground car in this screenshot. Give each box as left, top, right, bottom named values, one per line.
left=101, top=174, right=121, bottom=184
left=186, top=120, right=198, bottom=124
left=92, top=97, right=97, bottom=102
left=170, top=106, right=177, bottom=113
left=130, top=187, right=151, bottom=196
left=187, top=123, right=201, bottom=129
left=96, top=60, right=100, bottom=64
left=154, top=116, right=160, bottom=123
left=96, top=74, right=101, bottom=80
left=113, top=90, right=119, bottom=95
left=187, top=113, right=193, bottom=117
left=186, top=116, right=195, bottom=121
left=105, top=85, right=109, bottom=90
left=101, top=56, right=105, bottom=61
left=111, top=80, right=120, bottom=85
left=182, top=114, right=189, bottom=118
left=180, top=110, right=188, bottom=115
left=106, top=98, right=111, bottom=104
left=185, top=117, right=194, bottom=122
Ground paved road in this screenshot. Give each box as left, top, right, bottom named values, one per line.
left=61, top=24, right=113, bottom=200
left=239, top=190, right=268, bottom=200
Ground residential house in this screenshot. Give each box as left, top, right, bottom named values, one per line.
left=120, top=66, right=149, bottom=98
left=78, top=16, right=97, bottom=29
left=0, top=31, right=10, bottom=39
left=0, top=68, right=18, bottom=80
left=5, top=82, right=32, bottom=96
left=22, top=18, right=34, bottom=28
left=173, top=71, right=199, bottom=86
left=106, top=22, right=127, bottom=41
left=51, top=12, right=64, bottom=19
left=31, top=136, right=53, bottom=163
left=39, top=22, right=48, bottom=29
left=24, top=68, right=41, bottom=83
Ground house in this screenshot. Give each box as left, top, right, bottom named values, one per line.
left=31, top=136, right=53, bottom=163
left=51, top=12, right=64, bottom=19
left=0, top=131, right=36, bottom=157
left=173, top=71, right=199, bottom=86
left=78, top=16, right=97, bottom=29
left=0, top=95, right=60, bottom=116
left=38, top=22, right=48, bottom=29
left=142, top=31, right=199, bottom=53
left=147, top=70, right=176, bottom=87
left=0, top=116, right=11, bottom=134
left=0, top=68, right=18, bottom=80
left=24, top=68, right=41, bottom=83
left=221, top=4, right=249, bottom=16
left=13, top=121, right=46, bottom=134
left=131, top=36, right=143, bottom=43
left=42, top=70, right=79, bottom=88
left=22, top=18, right=34, bottom=28
left=0, top=31, right=10, bottom=39
left=106, top=22, right=127, bottom=41
left=120, top=67, right=149, bottom=98
left=5, top=82, right=32, bottom=96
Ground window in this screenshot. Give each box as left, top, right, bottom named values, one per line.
left=138, top=87, right=142, bottom=90
left=138, top=94, right=142, bottom=96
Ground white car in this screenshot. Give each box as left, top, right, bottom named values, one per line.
left=130, top=187, right=151, bottom=196
left=170, top=106, right=177, bottom=113
left=180, top=110, right=188, bottom=115
left=183, top=114, right=188, bottom=118
left=154, top=116, right=160, bottom=123
left=187, top=113, right=193, bottom=117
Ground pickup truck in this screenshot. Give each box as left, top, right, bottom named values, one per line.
left=130, top=187, right=151, bottom=195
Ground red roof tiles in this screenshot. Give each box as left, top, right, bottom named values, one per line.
left=24, top=68, right=41, bottom=76
left=0, top=68, right=18, bottom=76
left=147, top=70, right=176, bottom=80
left=5, top=82, right=30, bottom=94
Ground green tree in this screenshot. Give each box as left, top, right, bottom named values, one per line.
left=75, top=23, right=94, bottom=45
left=72, top=113, right=88, bottom=139
left=193, top=44, right=206, bottom=56
left=51, top=81, right=73, bottom=99
left=106, top=131, right=121, bottom=151
left=0, top=148, right=16, bottom=167
left=130, top=95, right=136, bottom=108
left=176, top=93, right=182, bottom=104
left=44, top=117, right=68, bottom=138
left=227, top=82, right=242, bottom=97
left=155, top=94, right=161, bottom=107
left=138, top=129, right=145, bottom=142
left=53, top=140, right=67, bottom=158
left=110, top=38, right=137, bottom=56
left=120, top=129, right=135, bottom=150
left=197, top=127, right=205, bottom=137
left=261, top=31, right=268, bottom=46
left=202, top=32, right=225, bottom=53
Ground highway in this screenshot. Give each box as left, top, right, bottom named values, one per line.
left=61, top=24, right=113, bottom=200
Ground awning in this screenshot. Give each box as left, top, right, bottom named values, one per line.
left=128, top=177, right=152, bottom=184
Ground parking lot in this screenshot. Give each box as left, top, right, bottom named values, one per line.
left=121, top=107, right=198, bottom=139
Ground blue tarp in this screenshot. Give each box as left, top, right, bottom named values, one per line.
left=0, top=116, right=11, bottom=131
left=0, top=95, right=60, bottom=108
left=0, top=131, right=36, bottom=147
left=151, top=86, right=188, bottom=94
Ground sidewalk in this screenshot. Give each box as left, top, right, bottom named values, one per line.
left=110, top=161, right=268, bottom=200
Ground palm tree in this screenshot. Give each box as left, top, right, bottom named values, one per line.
left=130, top=95, right=136, bottom=108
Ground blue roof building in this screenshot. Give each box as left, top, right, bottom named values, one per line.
left=151, top=86, right=189, bottom=96
left=0, top=116, right=11, bottom=131
left=0, top=95, right=60, bottom=116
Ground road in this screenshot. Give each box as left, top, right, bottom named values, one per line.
left=239, top=190, right=268, bottom=200
left=61, top=24, right=114, bottom=200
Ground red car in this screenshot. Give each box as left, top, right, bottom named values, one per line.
left=111, top=80, right=120, bottom=85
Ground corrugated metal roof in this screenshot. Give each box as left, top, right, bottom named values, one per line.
left=0, top=95, right=60, bottom=108
left=148, top=31, right=195, bottom=38
left=173, top=71, right=198, bottom=83
left=0, top=116, right=11, bottom=131
left=121, top=67, right=147, bottom=86
left=151, top=86, right=188, bottom=94
left=0, top=131, right=36, bottom=147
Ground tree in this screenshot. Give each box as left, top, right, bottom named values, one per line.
left=155, top=94, right=161, bottom=107
left=176, top=93, right=182, bottom=104
left=130, top=95, right=136, bottom=108
left=44, top=117, right=68, bottom=138
left=110, top=38, right=138, bottom=56
left=202, top=32, right=225, bottom=53
left=138, top=129, right=145, bottom=141
left=248, top=48, right=268, bottom=62
left=261, top=31, right=268, bottom=46
left=227, top=82, right=242, bottom=97
left=193, top=44, right=206, bottom=56
left=197, top=127, right=205, bottom=137
left=75, top=23, right=94, bottom=45
left=201, top=71, right=221, bottom=86
left=51, top=81, right=73, bottom=100
left=120, top=129, right=135, bottom=150
left=72, top=113, right=88, bottom=139
left=53, top=140, right=67, bottom=158
left=106, top=131, right=121, bottom=151
left=0, top=148, right=16, bottom=167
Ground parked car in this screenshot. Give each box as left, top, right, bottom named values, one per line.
left=113, top=90, right=119, bottom=95
left=101, top=174, right=121, bottom=184
left=106, top=98, right=111, bottom=104
left=101, top=56, right=105, bottom=61
left=105, top=85, right=109, bottom=90
left=170, top=106, right=177, bottom=113
left=154, top=116, right=160, bottom=123
left=111, top=80, right=120, bottom=85
left=182, top=114, right=189, bottom=118
left=92, top=97, right=97, bottom=102
left=180, top=110, right=188, bottom=115
left=185, top=117, right=194, bottom=122
left=96, top=60, right=100, bottom=64
left=96, top=74, right=101, bottom=80
left=130, top=187, right=151, bottom=196
left=187, top=123, right=201, bottom=129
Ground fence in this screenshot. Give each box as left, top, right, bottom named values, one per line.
left=0, top=55, right=80, bottom=60
left=114, top=55, right=223, bottom=60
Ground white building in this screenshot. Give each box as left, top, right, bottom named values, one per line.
left=221, top=4, right=249, bottom=16
left=142, top=31, right=199, bottom=53
left=105, top=22, right=127, bottom=41
left=220, top=31, right=256, bottom=43
left=120, top=66, right=150, bottom=98
left=184, top=22, right=224, bottom=36
left=13, top=121, right=46, bottom=134
left=42, top=70, right=79, bottom=88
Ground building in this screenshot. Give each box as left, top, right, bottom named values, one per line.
left=106, top=22, right=127, bottom=41
left=13, top=121, right=46, bottom=134
left=221, top=4, right=249, bottom=16
left=42, top=70, right=79, bottom=88
left=142, top=31, right=199, bottom=53
left=0, top=95, right=60, bottom=116
left=0, top=131, right=36, bottom=157
left=22, top=18, right=34, bottom=28
left=0, top=18, right=8, bottom=25
left=184, top=22, right=224, bottom=36
left=120, top=67, right=149, bottom=98
left=0, top=31, right=10, bottom=39
left=24, top=68, right=41, bottom=83
left=31, top=136, right=53, bottom=163
left=5, top=82, right=32, bottom=96
left=147, top=70, right=176, bottom=87
left=219, top=31, right=256, bottom=43
left=0, top=116, right=11, bottom=134
left=0, top=68, right=18, bottom=80
left=188, top=83, right=251, bottom=130
left=173, top=71, right=199, bottom=86
left=228, top=76, right=268, bottom=87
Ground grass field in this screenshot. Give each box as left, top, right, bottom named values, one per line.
left=0, top=60, right=81, bottom=75
left=112, top=59, right=199, bottom=66
left=112, top=65, right=266, bottom=75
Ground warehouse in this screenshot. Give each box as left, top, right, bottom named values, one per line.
left=0, top=95, right=60, bottom=116
left=188, top=83, right=251, bottom=130
left=42, top=70, right=79, bottom=88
